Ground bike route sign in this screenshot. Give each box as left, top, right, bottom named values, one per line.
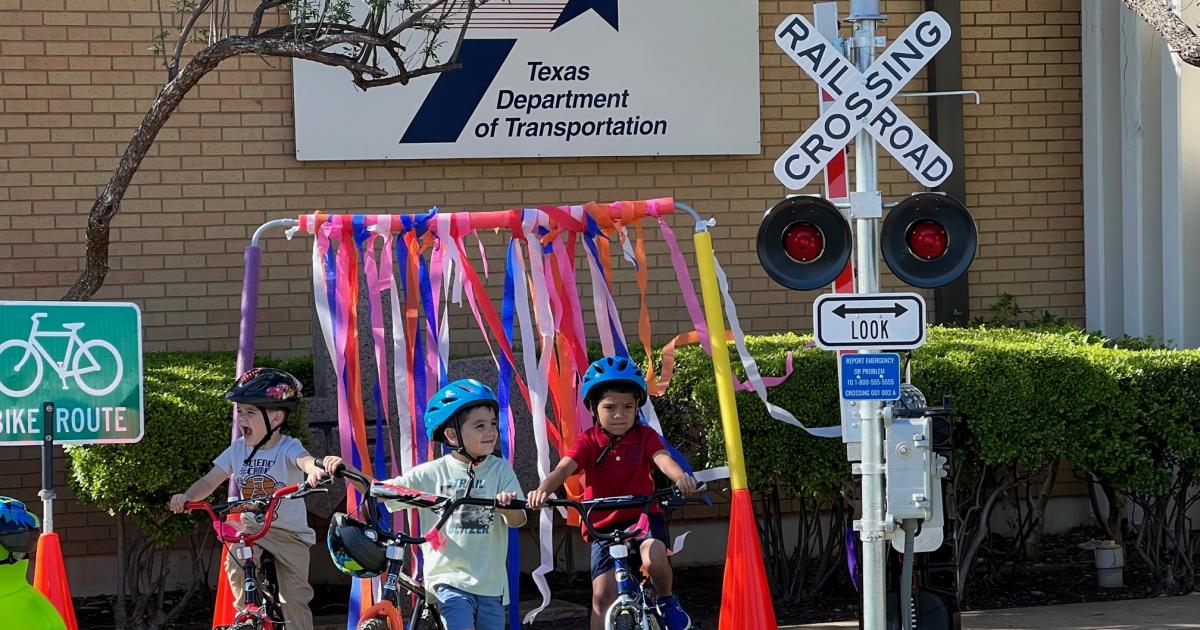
left=0, top=301, right=143, bottom=445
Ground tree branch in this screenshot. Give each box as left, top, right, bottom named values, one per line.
left=168, top=0, right=213, bottom=81
left=249, top=0, right=289, bottom=37
left=64, top=36, right=388, bottom=300
left=1124, top=0, right=1200, bottom=66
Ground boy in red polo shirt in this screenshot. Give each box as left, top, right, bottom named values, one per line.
left=527, top=355, right=697, bottom=630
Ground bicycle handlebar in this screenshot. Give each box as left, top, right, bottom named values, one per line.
left=539, top=484, right=709, bottom=542
left=313, top=457, right=706, bottom=544
left=184, top=481, right=309, bottom=545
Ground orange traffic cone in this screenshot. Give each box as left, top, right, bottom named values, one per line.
left=212, top=546, right=236, bottom=628
left=719, top=488, right=777, bottom=630
left=32, top=532, right=78, bottom=630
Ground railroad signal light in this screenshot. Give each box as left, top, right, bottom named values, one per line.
left=880, top=193, right=977, bottom=289
left=756, top=196, right=852, bottom=291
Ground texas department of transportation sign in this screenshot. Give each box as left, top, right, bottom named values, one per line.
left=292, top=0, right=761, bottom=160
left=0, top=301, right=144, bottom=445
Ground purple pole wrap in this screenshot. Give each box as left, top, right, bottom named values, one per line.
left=228, top=244, right=262, bottom=497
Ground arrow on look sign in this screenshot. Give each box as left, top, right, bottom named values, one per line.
left=832, top=302, right=909, bottom=318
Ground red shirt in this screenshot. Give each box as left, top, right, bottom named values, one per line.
left=566, top=423, right=667, bottom=539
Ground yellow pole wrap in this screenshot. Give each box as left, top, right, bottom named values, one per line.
left=692, top=229, right=749, bottom=492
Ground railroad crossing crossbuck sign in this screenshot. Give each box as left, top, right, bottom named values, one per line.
left=774, top=11, right=953, bottom=190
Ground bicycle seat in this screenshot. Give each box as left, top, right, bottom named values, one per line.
left=61, top=323, right=85, bottom=331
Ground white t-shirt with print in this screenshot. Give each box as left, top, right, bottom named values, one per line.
left=213, top=435, right=315, bottom=545
left=383, top=455, right=523, bottom=603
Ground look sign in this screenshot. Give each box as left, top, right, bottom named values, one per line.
left=774, top=11, right=953, bottom=190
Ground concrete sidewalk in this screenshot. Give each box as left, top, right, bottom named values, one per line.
left=784, top=594, right=1200, bottom=629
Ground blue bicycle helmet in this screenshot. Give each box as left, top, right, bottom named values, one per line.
left=0, top=498, right=39, bottom=565
left=424, top=379, right=499, bottom=443
left=581, top=355, right=648, bottom=408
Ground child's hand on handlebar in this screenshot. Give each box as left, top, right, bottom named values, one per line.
left=675, top=475, right=698, bottom=496
left=168, top=493, right=189, bottom=513
left=308, top=455, right=344, bottom=486
left=525, top=489, right=551, bottom=509
left=496, top=491, right=520, bottom=507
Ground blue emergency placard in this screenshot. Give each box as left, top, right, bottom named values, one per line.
left=839, top=353, right=901, bottom=401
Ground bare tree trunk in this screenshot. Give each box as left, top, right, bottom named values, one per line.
left=1024, top=461, right=1059, bottom=562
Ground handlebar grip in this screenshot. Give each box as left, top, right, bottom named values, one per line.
left=502, top=499, right=527, bottom=510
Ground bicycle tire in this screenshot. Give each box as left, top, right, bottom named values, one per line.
left=71, top=338, right=122, bottom=396
left=357, top=617, right=390, bottom=630
left=0, top=339, right=41, bottom=397
left=607, top=602, right=641, bottom=630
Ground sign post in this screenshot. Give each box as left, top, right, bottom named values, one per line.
left=766, top=2, right=962, bottom=628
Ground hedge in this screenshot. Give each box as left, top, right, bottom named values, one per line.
left=67, top=353, right=314, bottom=546
left=655, top=326, right=1200, bottom=500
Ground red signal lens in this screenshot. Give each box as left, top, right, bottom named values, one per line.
left=906, top=220, right=949, bottom=261
left=782, top=222, right=824, bottom=263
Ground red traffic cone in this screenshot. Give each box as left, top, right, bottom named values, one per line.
left=212, top=546, right=236, bottom=628
left=32, top=532, right=78, bottom=630
left=719, top=488, right=777, bottom=630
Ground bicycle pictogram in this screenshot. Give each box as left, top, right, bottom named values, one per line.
left=0, top=313, right=124, bottom=398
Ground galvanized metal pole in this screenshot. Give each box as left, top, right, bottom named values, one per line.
left=847, top=1, right=888, bottom=628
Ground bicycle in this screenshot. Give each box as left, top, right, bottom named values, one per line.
left=542, top=485, right=709, bottom=630
left=185, top=480, right=323, bottom=630
left=0, top=312, right=123, bottom=397
left=319, top=458, right=517, bottom=630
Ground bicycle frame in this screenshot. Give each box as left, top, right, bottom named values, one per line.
left=321, top=460, right=513, bottom=630
left=327, top=465, right=443, bottom=630
left=15, top=315, right=89, bottom=379
left=186, top=482, right=305, bottom=630
left=543, top=486, right=708, bottom=630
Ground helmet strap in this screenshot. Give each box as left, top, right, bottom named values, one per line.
left=243, top=405, right=279, bottom=465
left=450, top=416, right=488, bottom=467
left=595, top=425, right=624, bottom=468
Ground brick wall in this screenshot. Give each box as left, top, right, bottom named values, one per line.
left=0, top=1, right=1085, bottom=556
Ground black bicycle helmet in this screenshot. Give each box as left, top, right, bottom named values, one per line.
left=225, top=367, right=303, bottom=464
left=326, top=513, right=388, bottom=578
left=225, top=367, right=303, bottom=411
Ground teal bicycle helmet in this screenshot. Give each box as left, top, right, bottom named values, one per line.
left=0, top=498, right=39, bottom=565
left=326, top=513, right=387, bottom=579
left=581, top=355, right=648, bottom=409
left=424, top=379, right=499, bottom=443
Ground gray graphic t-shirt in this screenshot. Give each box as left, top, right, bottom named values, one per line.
left=213, top=435, right=315, bottom=545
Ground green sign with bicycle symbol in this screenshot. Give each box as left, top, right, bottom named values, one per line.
left=0, top=301, right=144, bottom=445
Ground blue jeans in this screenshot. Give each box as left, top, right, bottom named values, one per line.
left=433, top=584, right=505, bottom=630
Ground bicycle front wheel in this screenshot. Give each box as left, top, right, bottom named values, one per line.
left=71, top=339, right=122, bottom=396
left=357, top=618, right=390, bottom=630
left=0, top=339, right=41, bottom=398
left=606, top=602, right=642, bottom=630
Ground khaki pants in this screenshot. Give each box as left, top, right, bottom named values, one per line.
left=225, top=526, right=315, bottom=630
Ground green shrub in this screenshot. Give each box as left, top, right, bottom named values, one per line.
left=655, top=326, right=1200, bottom=500
left=67, top=352, right=314, bottom=546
